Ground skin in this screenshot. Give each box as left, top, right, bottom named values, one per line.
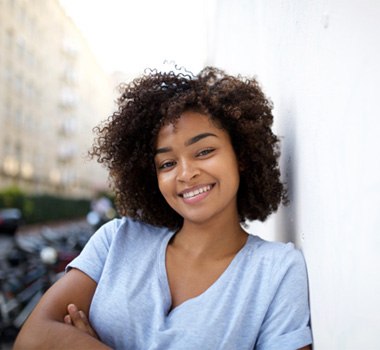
left=154, top=111, right=248, bottom=308
left=13, top=269, right=110, bottom=349
left=155, top=111, right=242, bottom=229
left=14, top=111, right=311, bottom=350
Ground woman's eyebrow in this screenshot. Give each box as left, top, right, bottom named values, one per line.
left=155, top=132, right=217, bottom=155
left=155, top=146, right=171, bottom=155
left=184, top=132, right=217, bottom=146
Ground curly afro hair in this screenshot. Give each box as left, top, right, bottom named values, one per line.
left=90, top=66, right=286, bottom=230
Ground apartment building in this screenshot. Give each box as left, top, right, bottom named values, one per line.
left=0, top=0, right=114, bottom=198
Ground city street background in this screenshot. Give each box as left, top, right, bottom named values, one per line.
left=1, top=0, right=380, bottom=348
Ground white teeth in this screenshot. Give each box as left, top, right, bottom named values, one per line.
left=183, top=185, right=212, bottom=199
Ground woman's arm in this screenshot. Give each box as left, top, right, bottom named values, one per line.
left=13, top=268, right=111, bottom=350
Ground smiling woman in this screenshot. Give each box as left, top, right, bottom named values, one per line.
left=89, top=67, right=286, bottom=230
left=14, top=67, right=312, bottom=350
left=154, top=111, right=241, bottom=228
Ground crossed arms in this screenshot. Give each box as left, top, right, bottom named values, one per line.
left=13, top=268, right=110, bottom=349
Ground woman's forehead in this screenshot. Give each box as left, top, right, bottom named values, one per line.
left=158, top=112, right=216, bottom=135
left=155, top=111, right=229, bottom=148
left=160, top=111, right=223, bottom=132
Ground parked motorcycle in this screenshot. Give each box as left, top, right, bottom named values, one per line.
left=0, top=221, right=92, bottom=344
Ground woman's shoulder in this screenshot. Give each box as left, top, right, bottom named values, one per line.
left=96, top=216, right=173, bottom=245
left=247, top=234, right=306, bottom=272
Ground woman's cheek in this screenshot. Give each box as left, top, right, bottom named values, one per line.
left=157, top=172, right=175, bottom=197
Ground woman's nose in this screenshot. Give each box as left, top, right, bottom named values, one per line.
left=176, top=160, right=200, bottom=182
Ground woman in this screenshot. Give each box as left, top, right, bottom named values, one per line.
left=14, top=67, right=312, bottom=349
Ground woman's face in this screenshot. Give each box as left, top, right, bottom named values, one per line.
left=154, top=111, right=240, bottom=226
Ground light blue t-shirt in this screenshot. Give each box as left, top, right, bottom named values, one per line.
left=68, top=217, right=312, bottom=350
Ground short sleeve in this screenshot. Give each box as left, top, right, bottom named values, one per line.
left=66, top=218, right=123, bottom=283
left=255, top=248, right=313, bottom=350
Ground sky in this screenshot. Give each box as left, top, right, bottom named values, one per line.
left=59, top=0, right=212, bottom=76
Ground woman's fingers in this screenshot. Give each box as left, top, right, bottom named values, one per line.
left=64, top=314, right=72, bottom=325
left=67, top=304, right=85, bottom=329
left=66, top=304, right=98, bottom=339
left=78, top=309, right=98, bottom=338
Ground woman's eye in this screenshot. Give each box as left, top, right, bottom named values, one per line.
left=197, top=148, right=215, bottom=157
left=159, top=161, right=176, bottom=170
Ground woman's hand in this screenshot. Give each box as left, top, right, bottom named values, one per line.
left=14, top=269, right=110, bottom=350
left=64, top=303, right=98, bottom=339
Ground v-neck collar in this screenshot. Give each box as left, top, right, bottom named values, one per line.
left=157, top=232, right=254, bottom=316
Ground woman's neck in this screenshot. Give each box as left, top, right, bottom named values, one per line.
left=172, top=216, right=248, bottom=260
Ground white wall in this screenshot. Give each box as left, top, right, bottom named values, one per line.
left=207, top=1, right=380, bottom=348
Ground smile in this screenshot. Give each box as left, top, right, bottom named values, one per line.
left=182, top=185, right=213, bottom=199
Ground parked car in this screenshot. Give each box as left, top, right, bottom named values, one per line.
left=0, top=208, right=22, bottom=234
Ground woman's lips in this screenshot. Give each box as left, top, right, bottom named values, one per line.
left=180, top=184, right=214, bottom=204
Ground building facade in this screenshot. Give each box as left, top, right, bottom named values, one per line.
left=0, top=0, right=114, bottom=198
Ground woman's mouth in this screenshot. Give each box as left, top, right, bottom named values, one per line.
left=180, top=184, right=214, bottom=201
